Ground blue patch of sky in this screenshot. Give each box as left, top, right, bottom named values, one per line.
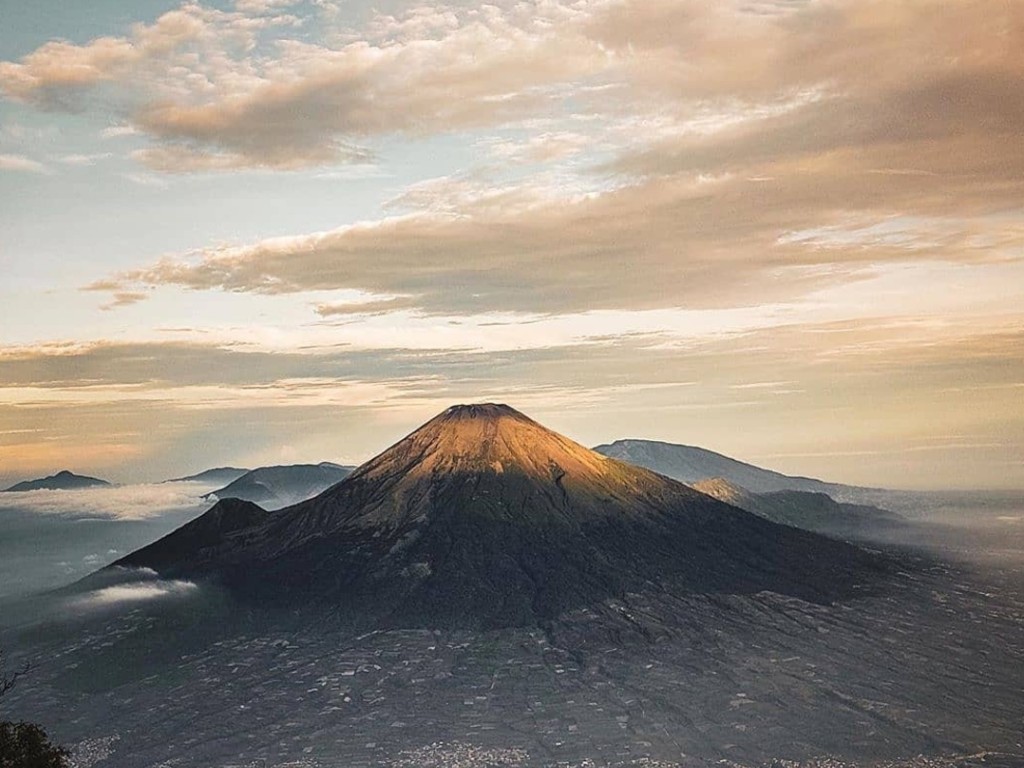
left=0, top=1, right=182, bottom=58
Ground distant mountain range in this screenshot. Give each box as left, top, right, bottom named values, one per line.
left=593, top=438, right=862, bottom=496
left=114, top=404, right=883, bottom=628
left=164, top=467, right=250, bottom=485
left=203, top=462, right=354, bottom=509
left=593, top=440, right=902, bottom=538
left=3, top=470, right=111, bottom=492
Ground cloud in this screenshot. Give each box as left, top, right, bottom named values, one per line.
left=51, top=0, right=1017, bottom=312
left=56, top=152, right=112, bottom=166
left=0, top=1, right=610, bottom=170
left=2, top=0, right=1023, bottom=491
left=92, top=173, right=1024, bottom=316
left=0, top=307, right=1022, bottom=490
left=0, top=153, right=49, bottom=173
left=0, top=482, right=214, bottom=520
left=72, top=578, right=199, bottom=609
left=100, top=124, right=138, bottom=139
left=479, top=131, right=593, bottom=164
left=2, top=0, right=1019, bottom=179
left=314, top=295, right=421, bottom=317
left=120, top=172, right=170, bottom=188
left=99, top=291, right=149, bottom=310
left=234, top=0, right=301, bottom=15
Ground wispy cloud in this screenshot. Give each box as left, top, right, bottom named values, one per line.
left=0, top=314, right=1021, bottom=489
left=56, top=152, right=112, bottom=167
left=72, top=578, right=199, bottom=609
left=0, top=153, right=49, bottom=174
left=89, top=190, right=1024, bottom=317
left=99, top=291, right=150, bottom=310
left=100, top=125, right=138, bottom=139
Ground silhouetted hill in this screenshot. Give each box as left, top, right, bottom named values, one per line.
left=203, top=462, right=354, bottom=509
left=113, top=404, right=885, bottom=629
left=3, top=470, right=111, bottom=492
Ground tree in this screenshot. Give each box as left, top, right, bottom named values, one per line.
left=0, top=722, right=70, bottom=768
left=0, top=650, right=69, bottom=768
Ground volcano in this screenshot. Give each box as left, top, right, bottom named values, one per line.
left=115, top=404, right=883, bottom=628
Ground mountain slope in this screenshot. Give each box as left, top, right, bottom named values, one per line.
left=3, top=470, right=111, bottom=492
left=113, top=404, right=885, bottom=630
left=164, top=467, right=250, bottom=485
left=204, top=462, right=353, bottom=509
left=692, top=478, right=903, bottom=540
left=594, top=438, right=859, bottom=494
left=117, top=498, right=270, bottom=574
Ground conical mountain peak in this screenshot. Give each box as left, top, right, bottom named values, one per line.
left=345, top=402, right=614, bottom=487
left=112, top=404, right=883, bottom=629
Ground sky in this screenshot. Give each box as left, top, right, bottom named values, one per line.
left=0, top=0, right=1021, bottom=491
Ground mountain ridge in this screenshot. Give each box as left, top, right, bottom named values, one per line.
left=593, top=438, right=875, bottom=496
left=203, top=461, right=354, bottom=509
left=164, top=467, right=250, bottom=485
left=692, top=477, right=904, bottom=540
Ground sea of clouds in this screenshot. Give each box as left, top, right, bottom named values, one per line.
left=0, top=481, right=215, bottom=520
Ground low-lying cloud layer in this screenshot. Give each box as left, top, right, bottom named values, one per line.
left=0, top=482, right=214, bottom=520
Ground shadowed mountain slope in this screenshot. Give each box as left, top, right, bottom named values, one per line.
left=113, top=404, right=886, bottom=629
left=117, top=498, right=270, bottom=574
left=692, top=478, right=904, bottom=540
left=3, top=470, right=111, bottom=492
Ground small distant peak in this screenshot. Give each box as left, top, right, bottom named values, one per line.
left=3, top=469, right=110, bottom=492
left=204, top=497, right=269, bottom=531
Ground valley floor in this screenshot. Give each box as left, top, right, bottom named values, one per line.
left=4, top=557, right=1024, bottom=768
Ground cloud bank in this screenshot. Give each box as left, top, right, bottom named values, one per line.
left=0, top=483, right=214, bottom=520
left=15, top=0, right=1008, bottom=320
